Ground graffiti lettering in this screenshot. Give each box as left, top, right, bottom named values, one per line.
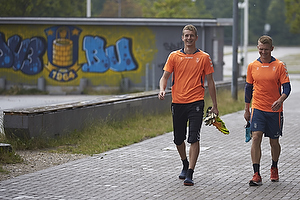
left=49, top=70, right=77, bottom=82
left=0, top=33, right=13, bottom=68
left=0, top=33, right=46, bottom=75
left=82, top=36, right=138, bottom=73
left=0, top=29, right=139, bottom=81
left=82, top=36, right=109, bottom=73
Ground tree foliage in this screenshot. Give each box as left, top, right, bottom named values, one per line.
left=265, top=0, right=300, bottom=45
left=98, top=0, right=142, bottom=18
left=248, top=0, right=272, bottom=44
left=285, top=0, right=300, bottom=33
left=204, top=0, right=233, bottom=18
left=0, top=0, right=299, bottom=45
left=0, top=0, right=86, bottom=17
left=140, top=0, right=211, bottom=18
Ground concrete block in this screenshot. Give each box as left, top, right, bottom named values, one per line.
left=0, top=78, right=6, bottom=89
left=0, top=143, right=12, bottom=152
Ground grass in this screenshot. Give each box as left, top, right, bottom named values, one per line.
left=0, top=86, right=48, bottom=95
left=280, top=54, right=300, bottom=74
left=0, top=150, right=23, bottom=173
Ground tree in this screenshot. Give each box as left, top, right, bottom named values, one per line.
left=91, top=0, right=106, bottom=17
left=0, top=0, right=86, bottom=17
left=204, top=0, right=233, bottom=18
left=248, top=0, right=272, bottom=44
left=265, top=0, right=300, bottom=45
left=141, top=0, right=211, bottom=18
left=285, top=0, right=300, bottom=33
left=98, top=0, right=143, bottom=18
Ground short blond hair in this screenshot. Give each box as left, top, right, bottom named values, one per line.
left=182, top=24, right=198, bottom=36
left=258, top=35, right=273, bottom=47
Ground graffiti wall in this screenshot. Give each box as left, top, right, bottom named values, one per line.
left=0, top=23, right=157, bottom=91
left=0, top=18, right=228, bottom=93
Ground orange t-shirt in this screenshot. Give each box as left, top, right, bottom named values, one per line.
left=246, top=57, right=290, bottom=112
left=163, top=49, right=214, bottom=104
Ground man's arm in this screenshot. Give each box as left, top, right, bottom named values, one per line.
left=158, top=71, right=171, bottom=100
left=244, top=82, right=253, bottom=121
left=271, top=82, right=291, bottom=111
left=206, top=73, right=219, bottom=116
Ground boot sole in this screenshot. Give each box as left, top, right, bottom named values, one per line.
left=249, top=180, right=262, bottom=186
left=184, top=182, right=194, bottom=186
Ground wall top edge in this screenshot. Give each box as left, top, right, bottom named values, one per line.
left=0, top=17, right=233, bottom=26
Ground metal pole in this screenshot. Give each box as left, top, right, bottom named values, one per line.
left=152, top=64, right=155, bottom=90
left=145, top=63, right=149, bottom=91
left=87, top=0, right=91, bottom=17
left=243, top=0, right=249, bottom=76
left=232, top=0, right=238, bottom=100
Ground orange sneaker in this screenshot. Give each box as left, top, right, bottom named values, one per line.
left=249, top=172, right=262, bottom=186
left=270, top=167, right=279, bottom=182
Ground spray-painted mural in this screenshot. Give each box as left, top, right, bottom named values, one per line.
left=0, top=24, right=157, bottom=87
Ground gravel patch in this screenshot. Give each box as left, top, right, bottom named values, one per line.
left=0, top=150, right=89, bottom=181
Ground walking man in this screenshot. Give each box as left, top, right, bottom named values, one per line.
left=244, top=35, right=291, bottom=186
left=158, top=24, right=219, bottom=186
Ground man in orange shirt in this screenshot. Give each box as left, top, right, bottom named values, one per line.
left=158, top=24, right=218, bottom=186
left=244, top=35, right=291, bottom=186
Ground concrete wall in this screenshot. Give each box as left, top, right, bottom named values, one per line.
left=3, top=91, right=173, bottom=139
left=0, top=18, right=232, bottom=94
left=3, top=78, right=245, bottom=140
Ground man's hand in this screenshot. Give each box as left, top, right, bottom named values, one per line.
left=271, top=99, right=283, bottom=111
left=244, top=109, right=250, bottom=122
left=210, top=106, right=219, bottom=116
left=158, top=91, right=165, bottom=100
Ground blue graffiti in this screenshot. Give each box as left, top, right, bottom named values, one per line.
left=0, top=33, right=46, bottom=75
left=82, top=36, right=109, bottom=73
left=0, top=33, right=13, bottom=68
left=0, top=30, right=138, bottom=78
left=82, top=36, right=137, bottom=73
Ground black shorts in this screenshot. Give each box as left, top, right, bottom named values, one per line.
left=171, top=100, right=204, bottom=145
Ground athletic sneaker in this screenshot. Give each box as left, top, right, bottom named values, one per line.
left=245, top=121, right=251, bottom=143
left=270, top=167, right=279, bottom=182
left=184, top=176, right=194, bottom=186
left=184, top=169, right=194, bottom=186
left=179, top=169, right=187, bottom=179
left=249, top=172, right=262, bottom=186
left=213, top=116, right=230, bottom=134
left=203, top=106, right=229, bottom=134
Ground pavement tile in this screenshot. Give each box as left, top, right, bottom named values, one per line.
left=0, top=75, right=299, bottom=200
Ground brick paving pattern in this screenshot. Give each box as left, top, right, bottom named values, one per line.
left=1, top=75, right=299, bottom=200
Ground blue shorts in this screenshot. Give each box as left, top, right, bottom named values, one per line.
left=250, top=108, right=283, bottom=139
left=171, top=100, right=204, bottom=145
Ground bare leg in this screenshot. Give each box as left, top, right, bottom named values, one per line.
left=188, top=141, right=200, bottom=170
left=176, top=142, right=187, bottom=160
left=269, top=138, right=281, bottom=162
left=251, top=131, right=263, bottom=164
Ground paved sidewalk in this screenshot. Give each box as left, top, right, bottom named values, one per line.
left=1, top=75, right=300, bottom=200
